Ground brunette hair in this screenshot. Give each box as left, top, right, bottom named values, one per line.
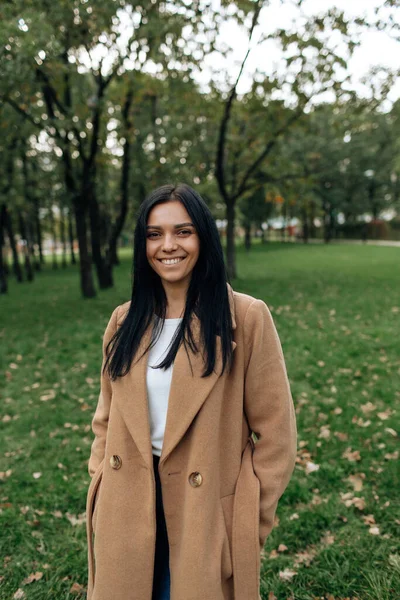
left=104, top=183, right=234, bottom=380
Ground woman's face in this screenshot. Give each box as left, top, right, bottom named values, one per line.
left=146, top=200, right=200, bottom=288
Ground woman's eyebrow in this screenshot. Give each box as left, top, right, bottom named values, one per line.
left=146, top=222, right=194, bottom=230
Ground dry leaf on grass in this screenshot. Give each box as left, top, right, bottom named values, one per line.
left=384, top=450, right=398, bottom=460
left=22, top=571, right=43, bottom=585
left=346, top=473, right=365, bottom=492
left=70, top=582, right=86, bottom=594
left=279, top=568, right=297, bottom=581
left=293, top=549, right=316, bottom=567
left=66, top=512, right=86, bottom=526
left=342, top=448, right=361, bottom=462
left=368, top=526, right=380, bottom=535
left=362, top=514, right=376, bottom=525
left=320, top=531, right=335, bottom=545
left=360, top=402, right=376, bottom=414
left=305, top=461, right=320, bottom=474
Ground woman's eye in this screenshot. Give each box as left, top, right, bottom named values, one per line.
left=147, top=230, right=193, bottom=238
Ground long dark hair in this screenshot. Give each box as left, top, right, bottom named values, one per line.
left=103, top=183, right=234, bottom=380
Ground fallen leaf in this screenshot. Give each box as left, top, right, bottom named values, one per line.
left=342, top=448, right=361, bottom=462
left=66, top=512, right=86, bottom=526
left=279, top=568, right=297, bottom=581
left=334, top=431, right=349, bottom=441
left=377, top=409, right=392, bottom=420
left=384, top=451, right=398, bottom=460
left=70, top=582, right=85, bottom=594
left=40, top=390, right=56, bottom=402
left=305, top=461, right=320, bottom=474
left=294, top=547, right=317, bottom=566
left=384, top=428, right=397, bottom=437
left=360, top=402, right=376, bottom=414
left=346, top=473, right=365, bottom=492
left=320, top=532, right=335, bottom=545
left=22, top=571, right=43, bottom=585
left=362, top=514, right=376, bottom=525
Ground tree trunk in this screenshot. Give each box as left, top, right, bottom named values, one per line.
left=301, top=206, right=309, bottom=243
left=281, top=203, right=287, bottom=242
left=225, top=200, right=237, bottom=279
left=323, top=201, right=333, bottom=243
left=22, top=151, right=40, bottom=272
left=48, top=205, right=58, bottom=269
left=260, top=222, right=267, bottom=244
left=329, top=206, right=336, bottom=240
left=33, top=198, right=44, bottom=267
left=88, top=189, right=113, bottom=289
left=59, top=204, right=67, bottom=268
left=106, top=85, right=134, bottom=274
left=3, top=205, right=23, bottom=282
left=73, top=201, right=96, bottom=298
left=61, top=144, right=96, bottom=297
left=244, top=222, right=251, bottom=251
left=18, top=210, right=34, bottom=281
left=26, top=217, right=39, bottom=272
left=110, top=244, right=119, bottom=266
left=68, top=206, right=76, bottom=265
left=0, top=205, right=8, bottom=294
left=309, top=200, right=316, bottom=239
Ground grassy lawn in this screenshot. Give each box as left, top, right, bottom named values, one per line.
left=0, top=242, right=399, bottom=600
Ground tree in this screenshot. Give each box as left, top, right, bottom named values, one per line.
left=213, top=2, right=363, bottom=276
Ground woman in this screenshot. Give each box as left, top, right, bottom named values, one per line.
left=86, top=183, right=297, bottom=600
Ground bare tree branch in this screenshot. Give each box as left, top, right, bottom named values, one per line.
left=215, top=0, right=265, bottom=201
left=233, top=107, right=304, bottom=201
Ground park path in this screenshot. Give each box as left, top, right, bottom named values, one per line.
left=299, top=238, right=400, bottom=247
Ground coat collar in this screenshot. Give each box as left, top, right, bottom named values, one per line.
left=114, top=283, right=236, bottom=470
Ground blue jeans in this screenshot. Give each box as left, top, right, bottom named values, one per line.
left=152, top=454, right=170, bottom=600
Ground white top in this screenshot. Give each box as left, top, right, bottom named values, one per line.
left=146, top=316, right=183, bottom=457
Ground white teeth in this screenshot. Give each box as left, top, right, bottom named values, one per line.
left=160, top=258, right=184, bottom=265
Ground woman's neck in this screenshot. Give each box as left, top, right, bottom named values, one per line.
left=161, top=281, right=188, bottom=318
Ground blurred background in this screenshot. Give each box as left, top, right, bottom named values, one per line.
left=0, top=1, right=399, bottom=599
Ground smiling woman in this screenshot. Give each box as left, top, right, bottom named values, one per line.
left=85, top=183, right=297, bottom=600
left=145, top=202, right=200, bottom=316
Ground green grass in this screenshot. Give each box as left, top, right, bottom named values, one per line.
left=1, top=242, right=399, bottom=600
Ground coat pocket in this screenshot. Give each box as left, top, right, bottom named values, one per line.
left=87, top=459, right=104, bottom=532
left=220, top=492, right=235, bottom=580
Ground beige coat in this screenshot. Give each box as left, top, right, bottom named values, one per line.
left=86, top=283, right=297, bottom=600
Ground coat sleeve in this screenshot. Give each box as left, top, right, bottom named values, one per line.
left=87, top=305, right=120, bottom=478
left=243, top=298, right=297, bottom=550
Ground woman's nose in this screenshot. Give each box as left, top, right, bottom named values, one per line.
left=162, top=234, right=177, bottom=251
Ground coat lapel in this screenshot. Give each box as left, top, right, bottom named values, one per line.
left=114, top=284, right=237, bottom=471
